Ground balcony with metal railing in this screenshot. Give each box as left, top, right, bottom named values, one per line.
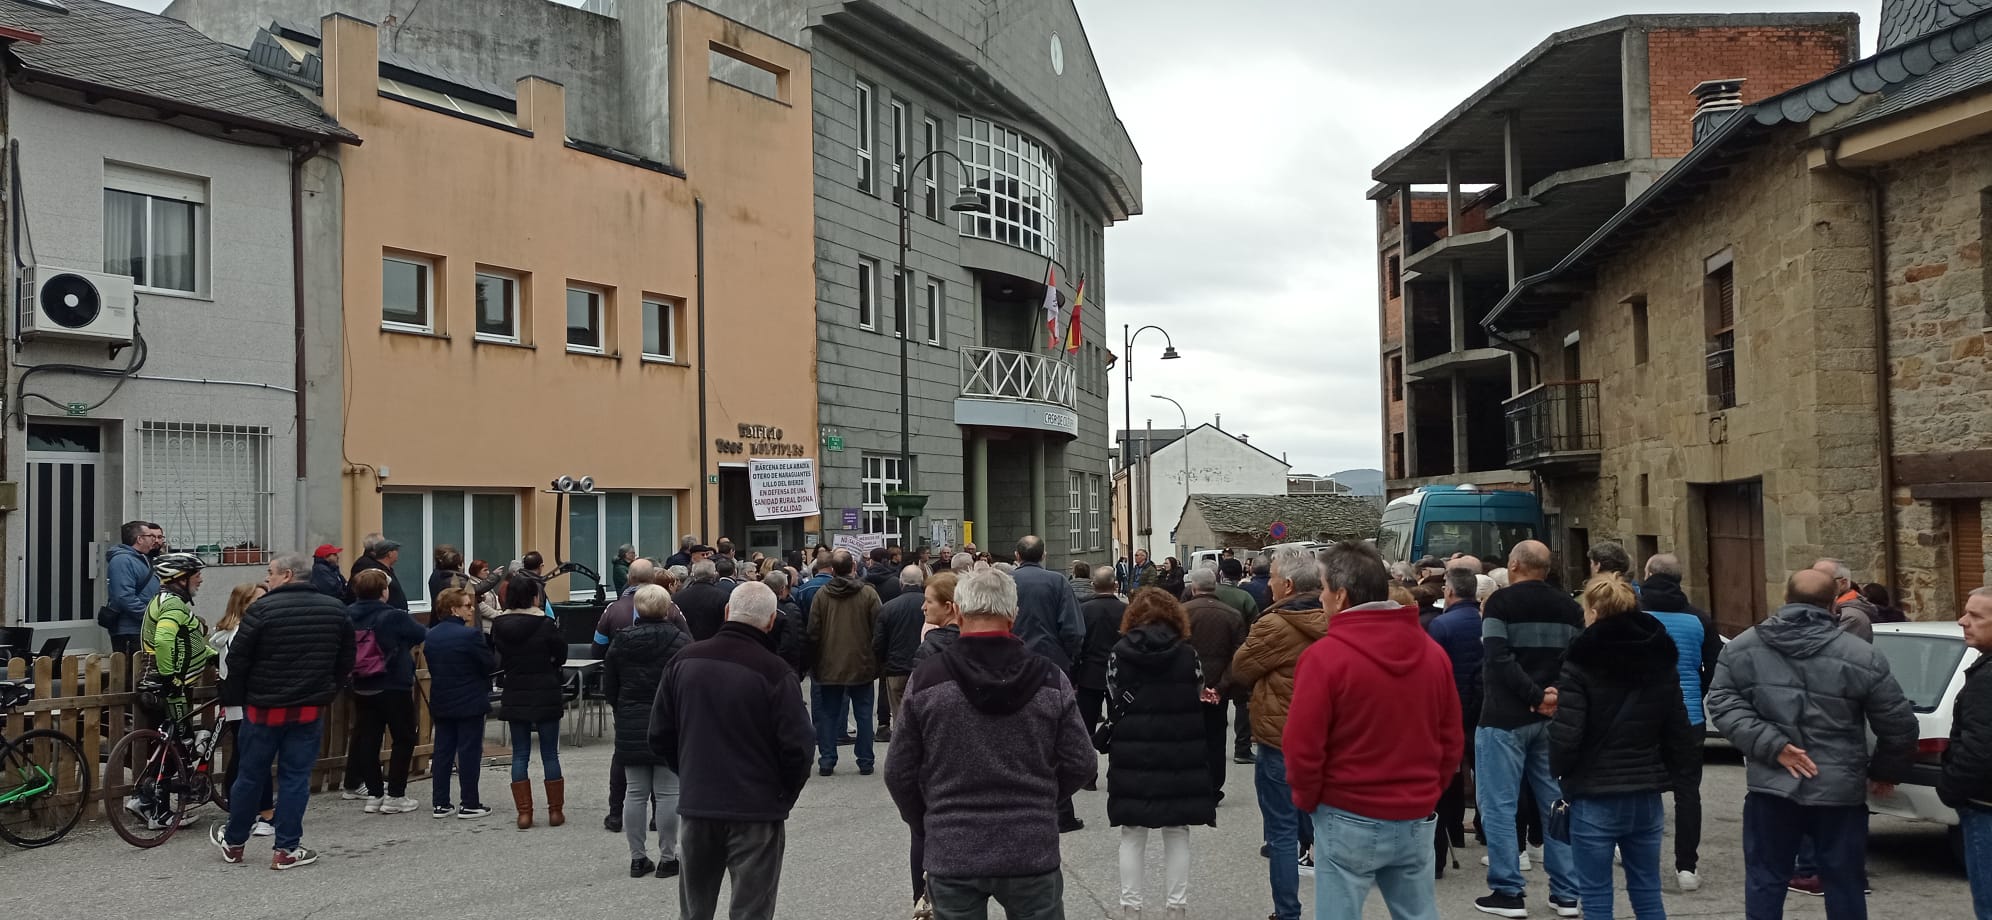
left=1503, top=379, right=1601, bottom=472
left=955, top=346, right=1079, bottom=438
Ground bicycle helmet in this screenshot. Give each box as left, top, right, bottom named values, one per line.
left=151, top=551, right=205, bottom=582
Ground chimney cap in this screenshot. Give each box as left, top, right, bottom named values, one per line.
left=1691, top=78, right=1747, bottom=99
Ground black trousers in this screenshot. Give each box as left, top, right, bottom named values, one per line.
left=1233, top=698, right=1252, bottom=754
left=1675, top=737, right=1705, bottom=871
left=680, top=817, right=786, bottom=920
left=1077, top=687, right=1106, bottom=736
left=1201, top=701, right=1229, bottom=795
left=608, top=750, right=626, bottom=818
left=350, top=690, right=417, bottom=798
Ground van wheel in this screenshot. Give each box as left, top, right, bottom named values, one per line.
left=1950, top=825, right=1966, bottom=870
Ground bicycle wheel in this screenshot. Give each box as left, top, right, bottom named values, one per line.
left=102, top=729, right=191, bottom=848
left=0, top=729, right=90, bottom=848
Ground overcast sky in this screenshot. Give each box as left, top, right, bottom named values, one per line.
left=120, top=0, right=1881, bottom=475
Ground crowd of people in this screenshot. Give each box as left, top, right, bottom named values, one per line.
left=98, top=515, right=1992, bottom=920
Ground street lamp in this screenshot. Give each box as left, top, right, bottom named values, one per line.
left=1123, top=325, right=1179, bottom=556
left=893, top=147, right=988, bottom=547
left=1152, top=394, right=1189, bottom=556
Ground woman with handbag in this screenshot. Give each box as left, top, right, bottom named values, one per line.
left=1104, top=588, right=1215, bottom=920
left=1547, top=575, right=1700, bottom=920
left=490, top=573, right=569, bottom=829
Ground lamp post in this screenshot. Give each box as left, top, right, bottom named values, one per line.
left=893, top=148, right=988, bottom=547
left=1152, top=394, right=1188, bottom=556
left=1122, top=324, right=1179, bottom=556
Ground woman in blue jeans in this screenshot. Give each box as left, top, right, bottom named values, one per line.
left=1547, top=576, right=1701, bottom=919
left=490, top=573, right=568, bottom=829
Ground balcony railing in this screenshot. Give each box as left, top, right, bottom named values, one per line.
left=959, top=346, right=1075, bottom=409
left=1503, top=380, right=1600, bottom=469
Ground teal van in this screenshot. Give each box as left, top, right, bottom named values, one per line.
left=1376, top=485, right=1543, bottom=564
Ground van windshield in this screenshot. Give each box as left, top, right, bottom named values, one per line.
left=1421, top=520, right=1536, bottom=562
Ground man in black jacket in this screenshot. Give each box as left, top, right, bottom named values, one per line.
left=1943, top=588, right=1992, bottom=917
left=349, top=539, right=409, bottom=610
left=1074, top=565, right=1125, bottom=737
left=309, top=544, right=349, bottom=601
left=675, top=560, right=732, bottom=641
left=873, top=565, right=927, bottom=743
left=212, top=552, right=356, bottom=870
left=651, top=582, right=812, bottom=920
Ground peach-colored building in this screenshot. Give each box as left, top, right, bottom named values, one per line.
left=250, top=6, right=817, bottom=609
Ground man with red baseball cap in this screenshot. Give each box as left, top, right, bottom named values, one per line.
left=311, top=544, right=349, bottom=601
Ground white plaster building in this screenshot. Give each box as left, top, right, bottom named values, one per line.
left=1114, top=424, right=1289, bottom=561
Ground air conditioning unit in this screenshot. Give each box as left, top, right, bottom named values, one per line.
left=20, top=266, right=134, bottom=344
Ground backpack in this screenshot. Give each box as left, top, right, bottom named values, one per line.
left=351, top=625, right=387, bottom=683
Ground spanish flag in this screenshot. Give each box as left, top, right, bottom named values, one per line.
left=1064, top=275, right=1086, bottom=354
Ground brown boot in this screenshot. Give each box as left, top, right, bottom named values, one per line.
left=510, top=780, right=534, bottom=829
left=545, top=778, right=565, bottom=828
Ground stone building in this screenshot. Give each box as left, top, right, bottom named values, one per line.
left=1485, top=0, right=1992, bottom=626
left=1173, top=494, right=1381, bottom=557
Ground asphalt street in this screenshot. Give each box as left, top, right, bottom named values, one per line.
left=5, top=734, right=1975, bottom=919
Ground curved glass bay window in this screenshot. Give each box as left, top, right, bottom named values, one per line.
left=957, top=116, right=1058, bottom=257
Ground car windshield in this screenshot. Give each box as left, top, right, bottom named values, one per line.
left=1872, top=634, right=1967, bottom=713
left=1421, top=521, right=1535, bottom=563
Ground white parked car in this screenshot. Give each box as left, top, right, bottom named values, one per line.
left=1866, top=621, right=1981, bottom=864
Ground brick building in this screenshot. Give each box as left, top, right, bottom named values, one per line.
left=1484, top=0, right=1992, bottom=625
left=1370, top=14, right=1859, bottom=507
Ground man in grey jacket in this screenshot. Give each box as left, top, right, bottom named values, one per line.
left=1706, top=568, right=1917, bottom=920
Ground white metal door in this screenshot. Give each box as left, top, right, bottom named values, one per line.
left=25, top=423, right=104, bottom=625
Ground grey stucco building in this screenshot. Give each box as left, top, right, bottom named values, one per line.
left=590, top=0, right=1142, bottom=562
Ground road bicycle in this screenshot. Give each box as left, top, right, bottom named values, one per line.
left=0, top=678, right=90, bottom=848
left=102, top=683, right=229, bottom=847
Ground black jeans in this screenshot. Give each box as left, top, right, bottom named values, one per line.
left=679, top=817, right=786, bottom=920
left=929, top=869, right=1065, bottom=920
left=608, top=750, right=625, bottom=818
left=1743, top=793, right=1868, bottom=920
left=1233, top=698, right=1252, bottom=754
left=1201, top=701, right=1229, bottom=795
left=1675, top=733, right=1705, bottom=871
left=1077, top=687, right=1106, bottom=736
left=351, top=689, right=417, bottom=798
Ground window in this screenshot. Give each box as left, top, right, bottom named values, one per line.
left=957, top=115, right=1059, bottom=257
left=1069, top=472, right=1083, bottom=546
left=891, top=100, right=907, bottom=192
left=475, top=269, right=522, bottom=343
left=861, top=455, right=906, bottom=543
left=379, top=490, right=520, bottom=611
left=1390, top=432, right=1407, bottom=480
left=567, top=284, right=606, bottom=353
left=643, top=298, right=678, bottom=361
left=1385, top=253, right=1402, bottom=300
left=925, top=279, right=944, bottom=345
left=104, top=164, right=205, bottom=294
left=381, top=253, right=434, bottom=332
left=1087, top=474, right=1104, bottom=551
left=1388, top=354, right=1403, bottom=401
left=1627, top=293, right=1650, bottom=365
left=566, top=492, right=677, bottom=599
left=136, top=422, right=272, bottom=562
left=855, top=81, right=875, bottom=194
left=923, top=117, right=941, bottom=220
left=1704, top=255, right=1737, bottom=408
left=857, top=259, right=879, bottom=330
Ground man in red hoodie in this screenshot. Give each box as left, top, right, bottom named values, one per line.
left=1284, top=541, right=1462, bottom=920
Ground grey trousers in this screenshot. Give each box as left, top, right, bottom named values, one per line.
left=622, top=763, right=680, bottom=862
left=929, top=869, right=1066, bottom=920
left=680, top=817, right=786, bottom=920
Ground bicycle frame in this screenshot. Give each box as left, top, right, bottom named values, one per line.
left=0, top=758, right=56, bottom=805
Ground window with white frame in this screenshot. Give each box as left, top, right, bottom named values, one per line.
left=1068, top=472, right=1083, bottom=546
left=643, top=297, right=678, bottom=361
left=104, top=165, right=206, bottom=295
left=566, top=492, right=677, bottom=599
left=925, top=279, right=943, bottom=345
left=857, top=259, right=878, bottom=330
left=475, top=269, right=522, bottom=342
left=922, top=117, right=941, bottom=220
left=855, top=81, right=875, bottom=194
left=891, top=100, right=907, bottom=191
left=567, top=283, right=606, bottom=353
left=382, top=253, right=434, bottom=332
left=1088, top=474, right=1104, bottom=551
left=956, top=116, right=1058, bottom=257
left=380, top=489, right=520, bottom=611
left=861, top=455, right=906, bottom=543
left=137, top=422, right=273, bottom=562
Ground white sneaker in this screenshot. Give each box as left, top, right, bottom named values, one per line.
left=251, top=820, right=276, bottom=837
left=1520, top=849, right=1534, bottom=871
left=378, top=796, right=419, bottom=815
left=363, top=796, right=383, bottom=814
left=1297, top=848, right=1316, bottom=877
left=1526, top=846, right=1542, bottom=870
left=1678, top=869, right=1701, bottom=892
left=341, top=788, right=366, bottom=800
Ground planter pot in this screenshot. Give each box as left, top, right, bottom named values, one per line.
left=882, top=492, right=929, bottom=520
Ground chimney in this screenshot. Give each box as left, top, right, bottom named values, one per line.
left=1691, top=79, right=1746, bottom=145
left=1214, top=413, right=1222, bottom=430
left=1239, top=433, right=1249, bottom=444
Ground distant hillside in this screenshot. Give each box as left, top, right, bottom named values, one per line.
left=1329, top=468, right=1385, bottom=496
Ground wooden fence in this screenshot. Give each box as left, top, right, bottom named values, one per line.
left=1, top=653, right=434, bottom=820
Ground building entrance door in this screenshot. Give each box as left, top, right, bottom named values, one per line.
left=1704, top=480, right=1766, bottom=637
left=24, top=423, right=104, bottom=626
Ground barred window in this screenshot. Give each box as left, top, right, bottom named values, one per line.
left=957, top=115, right=1058, bottom=258
left=1088, top=474, right=1104, bottom=551
left=861, top=456, right=906, bottom=544
left=1069, top=472, right=1083, bottom=546
left=137, top=422, right=273, bottom=562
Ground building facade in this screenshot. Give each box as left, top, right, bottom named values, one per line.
left=0, top=0, right=353, bottom=647
left=1111, top=424, right=1290, bottom=561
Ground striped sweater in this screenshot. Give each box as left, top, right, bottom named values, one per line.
left=1478, top=579, right=1584, bottom=730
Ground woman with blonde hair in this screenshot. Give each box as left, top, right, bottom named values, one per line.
left=1547, top=575, right=1699, bottom=920
left=210, top=582, right=274, bottom=836
left=1106, top=588, right=1215, bottom=919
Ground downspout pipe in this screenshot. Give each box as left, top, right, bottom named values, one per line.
left=290, top=144, right=316, bottom=551
left=1823, top=139, right=1899, bottom=592
left=696, top=198, right=709, bottom=538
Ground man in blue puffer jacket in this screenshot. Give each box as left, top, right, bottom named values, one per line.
left=1639, top=553, right=1725, bottom=892
left=1427, top=563, right=1484, bottom=874
left=104, top=521, right=161, bottom=655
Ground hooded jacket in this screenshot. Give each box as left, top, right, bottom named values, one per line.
left=1284, top=602, right=1462, bottom=820
left=1639, top=573, right=1723, bottom=725
left=347, top=599, right=428, bottom=694
left=1230, top=592, right=1330, bottom=749
left=915, top=623, right=959, bottom=663
left=884, top=632, right=1095, bottom=879
left=1106, top=624, right=1216, bottom=829
left=604, top=618, right=693, bottom=764
left=1547, top=610, right=1700, bottom=797
left=807, top=575, right=881, bottom=685
left=865, top=562, right=903, bottom=603
left=311, top=556, right=350, bottom=602
left=1707, top=602, right=1919, bottom=807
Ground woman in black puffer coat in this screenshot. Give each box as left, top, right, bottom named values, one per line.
left=603, top=584, right=692, bottom=878
left=1106, top=588, right=1216, bottom=918
left=1549, top=575, right=1700, bottom=920
left=490, top=573, right=568, bottom=829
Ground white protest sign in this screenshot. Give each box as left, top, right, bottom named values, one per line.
left=750, top=459, right=820, bottom=521
left=832, top=533, right=887, bottom=555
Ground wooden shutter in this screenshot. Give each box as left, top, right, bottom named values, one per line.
left=1956, top=501, right=1985, bottom=604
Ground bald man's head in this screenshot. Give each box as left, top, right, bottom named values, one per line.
left=1508, top=540, right=1551, bottom=579
left=1786, top=568, right=1838, bottom=608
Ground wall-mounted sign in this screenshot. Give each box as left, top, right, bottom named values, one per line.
left=717, top=421, right=809, bottom=458
left=841, top=508, right=861, bottom=529
left=749, top=458, right=819, bottom=521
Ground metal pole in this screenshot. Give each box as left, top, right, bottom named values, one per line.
left=896, top=161, right=911, bottom=547
left=1123, top=323, right=1133, bottom=554
left=1143, top=419, right=1153, bottom=557
left=1153, top=394, right=1188, bottom=557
